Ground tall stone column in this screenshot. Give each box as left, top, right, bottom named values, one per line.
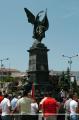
left=27, top=42, right=52, bottom=97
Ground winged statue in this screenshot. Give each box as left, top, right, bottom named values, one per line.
left=24, top=8, right=49, bottom=42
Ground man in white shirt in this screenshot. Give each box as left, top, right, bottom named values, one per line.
left=0, top=94, right=11, bottom=120
left=70, top=93, right=78, bottom=120
left=64, top=93, right=73, bottom=120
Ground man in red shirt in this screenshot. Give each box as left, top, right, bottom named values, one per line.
left=0, top=91, right=3, bottom=103
left=40, top=92, right=59, bottom=120
left=0, top=91, right=4, bottom=120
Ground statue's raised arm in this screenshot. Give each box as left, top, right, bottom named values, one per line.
left=24, top=8, right=49, bottom=42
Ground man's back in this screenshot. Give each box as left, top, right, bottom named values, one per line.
left=11, top=97, right=18, bottom=110
left=1, top=97, right=11, bottom=116
left=70, top=100, right=78, bottom=115
left=64, top=98, right=72, bottom=114
left=42, top=97, right=59, bottom=117
left=17, top=97, right=32, bottom=114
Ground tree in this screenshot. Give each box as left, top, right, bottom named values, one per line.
left=58, top=71, right=65, bottom=90
left=58, top=68, right=70, bottom=91
left=64, top=68, right=70, bottom=90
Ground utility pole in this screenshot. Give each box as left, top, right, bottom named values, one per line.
left=0, top=58, right=9, bottom=81
left=62, top=54, right=78, bottom=90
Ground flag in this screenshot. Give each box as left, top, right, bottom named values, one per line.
left=31, top=83, right=35, bottom=99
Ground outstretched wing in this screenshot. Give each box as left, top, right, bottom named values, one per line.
left=24, top=8, right=35, bottom=25
left=42, top=9, right=49, bottom=31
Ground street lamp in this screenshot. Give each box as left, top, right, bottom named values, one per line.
left=0, top=58, right=9, bottom=81
left=0, top=58, right=9, bottom=68
left=62, top=54, right=78, bottom=90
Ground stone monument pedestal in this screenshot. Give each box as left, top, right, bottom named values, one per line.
left=27, top=41, right=52, bottom=98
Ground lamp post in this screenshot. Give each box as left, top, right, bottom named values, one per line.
left=62, top=54, right=78, bottom=90
left=0, top=58, right=9, bottom=81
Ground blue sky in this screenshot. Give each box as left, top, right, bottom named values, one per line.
left=0, top=0, right=79, bottom=72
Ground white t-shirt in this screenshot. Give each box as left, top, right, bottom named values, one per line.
left=70, top=100, right=78, bottom=115
left=64, top=98, right=72, bottom=114
left=1, top=98, right=11, bottom=116
left=31, top=102, right=38, bottom=115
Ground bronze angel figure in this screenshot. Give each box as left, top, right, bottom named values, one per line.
left=24, top=8, right=49, bottom=42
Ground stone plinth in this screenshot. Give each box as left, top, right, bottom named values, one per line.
left=27, top=41, right=52, bottom=97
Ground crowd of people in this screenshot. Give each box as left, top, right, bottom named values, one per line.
left=0, top=88, right=79, bottom=120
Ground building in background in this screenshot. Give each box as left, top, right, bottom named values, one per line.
left=0, top=68, right=79, bottom=93
left=0, top=68, right=27, bottom=92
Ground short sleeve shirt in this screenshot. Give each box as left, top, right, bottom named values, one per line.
left=42, top=97, right=59, bottom=117
left=16, top=97, right=32, bottom=115
left=70, top=100, right=78, bottom=115
left=1, top=98, right=11, bottom=116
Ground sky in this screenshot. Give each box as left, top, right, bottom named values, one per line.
left=0, top=0, right=79, bottom=72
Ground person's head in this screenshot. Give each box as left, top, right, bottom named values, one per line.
left=48, top=91, right=52, bottom=97
left=68, top=93, right=73, bottom=99
left=3, top=90, right=5, bottom=95
left=22, top=90, right=31, bottom=97
left=4, top=93, right=9, bottom=98
left=72, top=93, right=78, bottom=101
left=44, top=91, right=52, bottom=97
left=0, top=91, right=2, bottom=96
left=23, top=82, right=32, bottom=91
left=27, top=91, right=32, bottom=98
left=23, top=90, right=28, bottom=96
left=13, top=93, right=17, bottom=98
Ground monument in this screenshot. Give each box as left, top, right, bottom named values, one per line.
left=24, top=8, right=52, bottom=98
